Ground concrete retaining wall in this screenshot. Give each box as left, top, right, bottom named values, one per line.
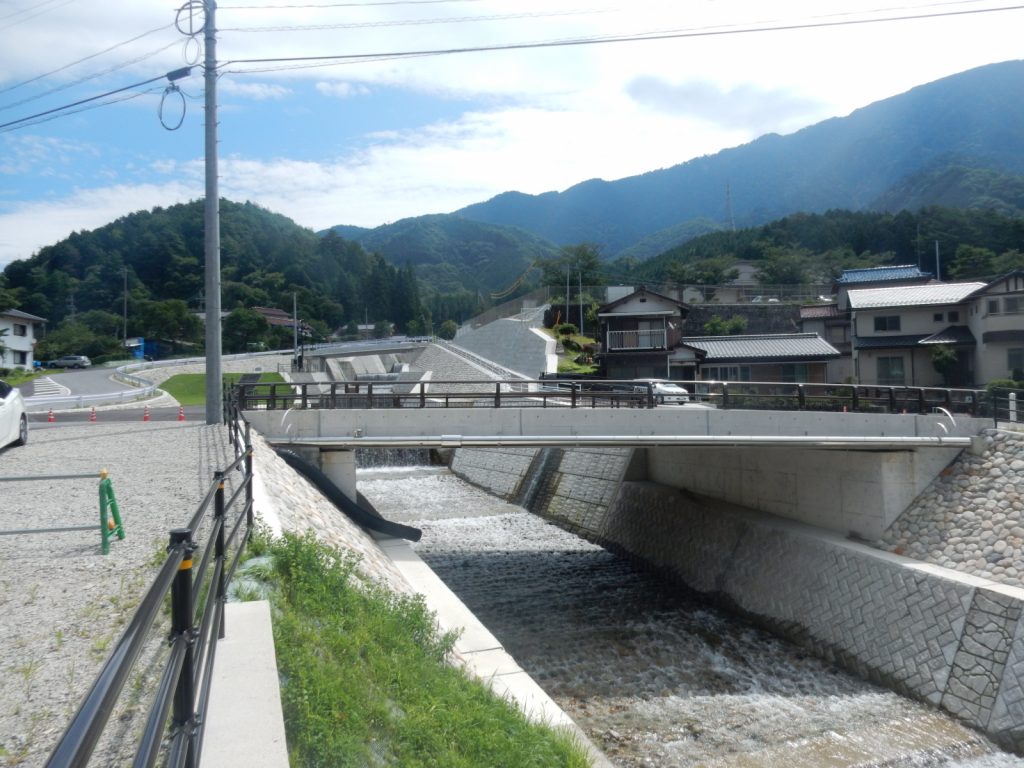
left=450, top=444, right=1024, bottom=753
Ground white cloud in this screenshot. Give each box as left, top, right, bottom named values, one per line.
left=218, top=80, right=292, bottom=100
left=315, top=81, right=370, bottom=99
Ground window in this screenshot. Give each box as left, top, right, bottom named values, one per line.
left=701, top=365, right=751, bottom=382
left=947, top=311, right=959, bottom=323
left=877, top=356, right=905, bottom=386
left=933, top=313, right=943, bottom=322
left=988, top=299, right=999, bottom=314
left=874, top=315, right=901, bottom=332
left=1005, top=297, right=1023, bottom=314
left=1010, top=349, right=1024, bottom=379
left=781, top=363, right=809, bottom=383
left=13, top=350, right=26, bottom=365
left=12, top=323, right=27, bottom=337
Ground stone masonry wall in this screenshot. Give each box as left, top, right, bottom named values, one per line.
left=450, top=441, right=1024, bottom=753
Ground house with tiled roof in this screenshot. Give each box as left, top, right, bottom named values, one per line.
left=595, top=286, right=701, bottom=380
left=849, top=280, right=990, bottom=386
left=684, top=333, right=841, bottom=383
left=835, top=265, right=932, bottom=310
left=0, top=308, right=47, bottom=370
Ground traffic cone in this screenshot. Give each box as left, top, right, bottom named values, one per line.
left=89, top=407, right=97, bottom=423
left=177, top=405, right=185, bottom=422
left=143, top=405, right=150, bottom=422
left=47, top=408, right=55, bottom=423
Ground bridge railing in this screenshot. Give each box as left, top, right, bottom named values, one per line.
left=229, top=379, right=987, bottom=416
left=46, top=427, right=255, bottom=768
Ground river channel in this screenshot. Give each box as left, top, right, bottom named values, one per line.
left=358, top=464, right=1024, bottom=768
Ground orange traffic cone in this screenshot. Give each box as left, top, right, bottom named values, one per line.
left=89, top=407, right=97, bottom=423
left=177, top=405, right=185, bottom=422
left=47, top=408, right=55, bottom=423
left=143, top=405, right=150, bottom=422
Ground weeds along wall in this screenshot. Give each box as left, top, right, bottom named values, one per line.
left=449, top=445, right=1024, bottom=754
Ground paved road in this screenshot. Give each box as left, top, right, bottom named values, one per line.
left=26, top=404, right=207, bottom=426
left=37, top=367, right=125, bottom=396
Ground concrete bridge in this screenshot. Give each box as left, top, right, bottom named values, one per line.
left=244, top=397, right=988, bottom=541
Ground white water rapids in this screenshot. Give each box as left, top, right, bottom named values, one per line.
left=359, top=465, right=1024, bottom=768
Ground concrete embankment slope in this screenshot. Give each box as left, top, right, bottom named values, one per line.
left=247, top=433, right=614, bottom=768
left=451, top=434, right=1024, bottom=754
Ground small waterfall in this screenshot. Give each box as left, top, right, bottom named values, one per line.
left=514, top=447, right=564, bottom=513
left=356, top=448, right=433, bottom=467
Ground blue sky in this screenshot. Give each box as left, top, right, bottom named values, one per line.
left=1, top=0, right=1023, bottom=267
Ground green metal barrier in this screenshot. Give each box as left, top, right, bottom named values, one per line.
left=0, top=470, right=126, bottom=554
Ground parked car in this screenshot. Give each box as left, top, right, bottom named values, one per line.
left=47, top=355, right=92, bottom=369
left=0, top=379, right=28, bottom=448
left=633, top=379, right=690, bottom=405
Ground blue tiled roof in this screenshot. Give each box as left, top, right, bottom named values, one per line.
left=837, top=265, right=931, bottom=285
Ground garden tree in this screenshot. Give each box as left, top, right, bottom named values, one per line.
left=931, top=345, right=959, bottom=385
left=994, top=249, right=1024, bottom=274
left=133, top=299, right=202, bottom=345
left=755, top=247, right=813, bottom=284
left=949, top=245, right=996, bottom=280
left=0, top=327, right=7, bottom=365
left=36, top=322, right=119, bottom=360
left=703, top=314, right=748, bottom=336
left=223, top=308, right=270, bottom=353
left=77, top=310, right=123, bottom=339
left=437, top=319, right=458, bottom=340
left=344, top=320, right=359, bottom=338
left=666, top=256, right=739, bottom=285
left=373, top=319, right=391, bottom=339
left=537, top=243, right=605, bottom=288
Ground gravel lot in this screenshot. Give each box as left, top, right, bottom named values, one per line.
left=0, top=420, right=232, bottom=767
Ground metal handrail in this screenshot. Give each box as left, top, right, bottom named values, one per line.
left=228, top=378, right=988, bottom=416
left=45, top=431, right=254, bottom=768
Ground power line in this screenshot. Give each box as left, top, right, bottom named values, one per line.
left=0, top=68, right=191, bottom=133
left=0, top=0, right=74, bottom=30
left=220, top=0, right=488, bottom=8
left=0, top=40, right=181, bottom=114
left=0, top=23, right=175, bottom=98
left=0, top=88, right=160, bottom=133
left=219, top=3, right=1024, bottom=72
left=220, top=8, right=610, bottom=33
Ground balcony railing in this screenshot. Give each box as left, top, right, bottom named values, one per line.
left=606, top=329, right=666, bottom=351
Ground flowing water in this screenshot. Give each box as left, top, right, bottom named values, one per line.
left=358, top=466, right=1024, bottom=768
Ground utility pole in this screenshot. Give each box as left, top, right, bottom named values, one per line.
left=578, top=270, right=583, bottom=337
left=935, top=240, right=940, bottom=281
left=203, top=0, right=222, bottom=424
left=122, top=266, right=128, bottom=343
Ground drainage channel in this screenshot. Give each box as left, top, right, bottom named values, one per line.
left=357, top=464, right=1024, bottom=768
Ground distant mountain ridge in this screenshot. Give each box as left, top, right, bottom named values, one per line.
left=324, top=214, right=559, bottom=294
left=445, top=60, right=1024, bottom=256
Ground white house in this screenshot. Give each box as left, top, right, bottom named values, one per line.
left=0, top=309, right=47, bottom=370
left=848, top=270, right=1024, bottom=387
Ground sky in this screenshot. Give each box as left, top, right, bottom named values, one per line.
left=1, top=0, right=1022, bottom=268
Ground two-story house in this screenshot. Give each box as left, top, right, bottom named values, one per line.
left=0, top=309, right=47, bottom=370
left=849, top=281, right=986, bottom=386
left=595, top=286, right=704, bottom=380
left=966, top=270, right=1024, bottom=383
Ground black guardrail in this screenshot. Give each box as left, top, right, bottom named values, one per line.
left=228, top=378, right=989, bottom=417
left=46, top=425, right=254, bottom=768
left=988, top=387, right=1024, bottom=426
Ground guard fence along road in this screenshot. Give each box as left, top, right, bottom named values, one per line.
left=229, top=378, right=993, bottom=417
left=45, top=425, right=255, bottom=768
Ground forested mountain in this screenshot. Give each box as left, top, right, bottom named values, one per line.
left=0, top=200, right=442, bottom=359
left=450, top=60, right=1024, bottom=257
left=324, top=214, right=560, bottom=295
left=618, top=207, right=1024, bottom=286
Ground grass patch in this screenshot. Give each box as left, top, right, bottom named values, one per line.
left=245, top=531, right=590, bottom=768
left=161, top=372, right=284, bottom=406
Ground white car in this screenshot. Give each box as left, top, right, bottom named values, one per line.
left=633, top=379, right=690, bottom=405
left=0, top=379, right=28, bottom=449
